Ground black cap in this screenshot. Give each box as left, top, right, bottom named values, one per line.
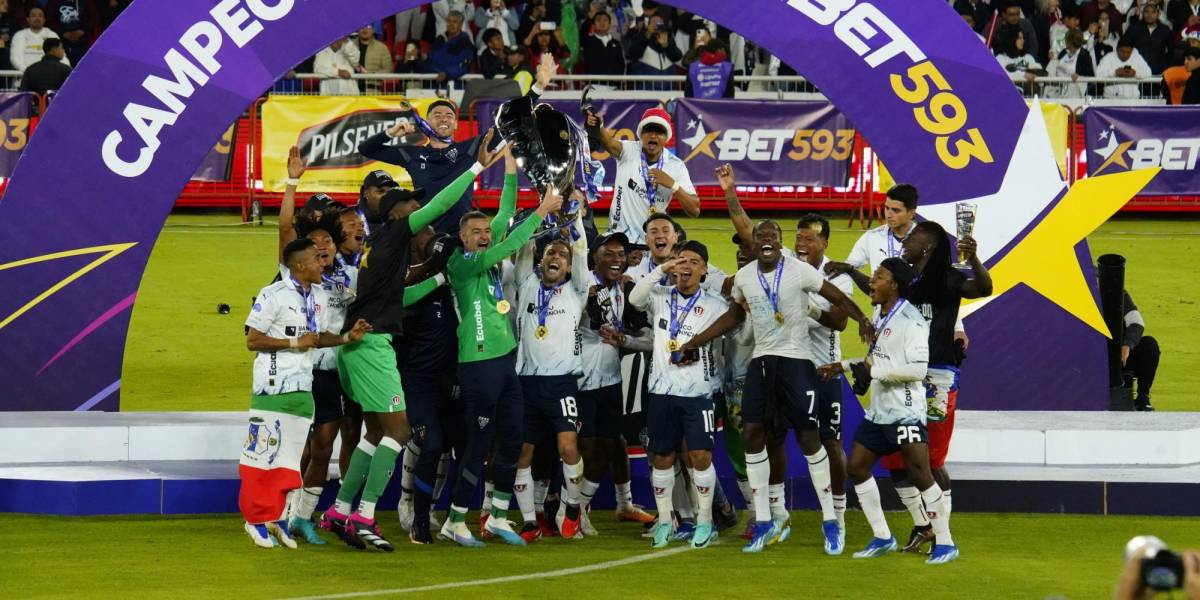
left=629, top=243, right=650, bottom=252
left=678, top=240, right=709, bottom=264
left=426, top=99, right=458, bottom=116
left=362, top=170, right=399, bottom=190
left=378, top=187, right=425, bottom=217
left=304, top=193, right=339, bottom=213
left=593, top=231, right=630, bottom=252
left=880, top=257, right=917, bottom=297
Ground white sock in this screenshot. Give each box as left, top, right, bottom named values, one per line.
left=685, top=467, right=701, bottom=516
left=921, top=483, right=953, bottom=546
left=651, top=467, right=675, bottom=526
left=805, top=447, right=835, bottom=521
left=534, top=479, right=549, bottom=513
left=897, top=485, right=931, bottom=527
left=284, top=489, right=299, bottom=521
left=295, top=486, right=323, bottom=520
left=746, top=450, right=771, bottom=523
left=854, top=478, right=891, bottom=540
left=581, top=478, right=600, bottom=509
left=692, top=465, right=716, bottom=525
left=433, top=452, right=450, bottom=500
left=515, top=467, right=536, bottom=523
left=358, top=500, right=376, bottom=521
left=737, top=477, right=755, bottom=521
left=563, top=459, right=584, bottom=506
left=673, top=464, right=694, bottom=520
left=833, top=493, right=847, bottom=529
left=768, top=483, right=787, bottom=521
left=943, top=489, right=953, bottom=524
left=615, top=481, right=633, bottom=509
left=400, top=441, right=420, bottom=501
left=482, top=480, right=495, bottom=513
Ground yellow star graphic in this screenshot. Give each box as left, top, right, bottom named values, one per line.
left=966, top=168, right=1159, bottom=337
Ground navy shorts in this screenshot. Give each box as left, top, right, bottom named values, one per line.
left=400, top=369, right=458, bottom=441
left=578, top=384, right=623, bottom=440
left=520, top=375, right=581, bottom=444
left=312, top=370, right=348, bottom=426
left=815, top=376, right=844, bottom=441
left=645, top=393, right=716, bottom=456
left=854, top=419, right=929, bottom=458
left=742, top=356, right=819, bottom=430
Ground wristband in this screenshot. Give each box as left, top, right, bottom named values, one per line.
left=341, top=333, right=351, bottom=344
left=434, top=273, right=448, bottom=286
left=285, top=178, right=301, bottom=187
left=289, top=337, right=299, bottom=349
left=470, top=162, right=485, bottom=176
left=670, top=182, right=681, bottom=194
left=531, top=83, right=545, bottom=96
left=807, top=303, right=823, bottom=320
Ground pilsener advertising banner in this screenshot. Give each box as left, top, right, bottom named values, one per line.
left=673, top=98, right=854, bottom=187
left=0, top=92, right=32, bottom=178
left=261, top=95, right=439, bottom=193
left=1084, top=106, right=1200, bottom=195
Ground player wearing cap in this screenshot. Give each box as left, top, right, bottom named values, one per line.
left=241, top=238, right=372, bottom=549
left=438, top=182, right=565, bottom=547
left=817, top=257, right=958, bottom=565
left=586, top=106, right=700, bottom=245
left=683, top=220, right=869, bottom=555
left=317, top=136, right=508, bottom=552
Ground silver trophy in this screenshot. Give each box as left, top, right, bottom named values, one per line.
left=954, top=202, right=977, bottom=268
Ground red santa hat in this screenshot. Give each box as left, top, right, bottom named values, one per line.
left=637, top=107, right=674, bottom=142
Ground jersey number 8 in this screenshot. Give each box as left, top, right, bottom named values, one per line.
left=896, top=425, right=923, bottom=445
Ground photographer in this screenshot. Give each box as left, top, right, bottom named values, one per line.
left=1114, top=538, right=1200, bottom=599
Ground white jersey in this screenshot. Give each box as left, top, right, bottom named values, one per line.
left=579, top=275, right=627, bottom=391
left=514, top=231, right=590, bottom=377
left=634, top=255, right=728, bottom=296
left=846, top=222, right=914, bottom=272
left=608, top=140, right=696, bottom=245
left=629, top=272, right=728, bottom=398
left=808, top=256, right=853, bottom=367
left=281, top=263, right=358, bottom=371
left=246, top=279, right=332, bottom=395
left=864, top=300, right=929, bottom=424
left=731, top=256, right=824, bottom=361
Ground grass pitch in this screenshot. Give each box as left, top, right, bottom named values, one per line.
left=6, top=509, right=1198, bottom=599
left=122, top=212, right=1198, bottom=412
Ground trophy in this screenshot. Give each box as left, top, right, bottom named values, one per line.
left=954, top=202, right=977, bottom=268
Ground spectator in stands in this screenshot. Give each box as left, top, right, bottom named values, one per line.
left=478, top=28, right=512, bottom=78
left=1045, top=2, right=1081, bottom=60
left=525, top=24, right=570, bottom=70
left=475, top=0, right=518, bottom=47
left=681, top=27, right=713, bottom=67
left=993, top=5, right=1041, bottom=61
left=1047, top=28, right=1095, bottom=96
left=1096, top=38, right=1153, bottom=97
left=996, top=28, right=1044, bottom=81
left=314, top=37, right=360, bottom=96
left=581, top=10, right=625, bottom=75
left=11, top=8, right=66, bottom=72
left=517, top=0, right=557, bottom=45
left=427, top=10, right=475, bottom=86
left=1169, top=0, right=1200, bottom=39
left=1086, top=10, right=1120, bottom=64
left=354, top=25, right=393, bottom=94
left=53, top=0, right=88, bottom=66
left=1031, top=0, right=1064, bottom=66
left=271, top=56, right=313, bottom=94
left=395, top=41, right=423, bottom=75
left=0, top=0, right=19, bottom=71
left=1124, top=2, right=1173, bottom=73
left=684, top=40, right=734, bottom=98
left=18, top=37, right=69, bottom=94
left=1081, top=0, right=1126, bottom=34
left=959, top=9, right=988, bottom=43
left=1181, top=46, right=1200, bottom=102
left=627, top=13, right=682, bottom=80
left=955, top=0, right=997, bottom=33
left=431, top=0, right=475, bottom=39
left=579, top=1, right=618, bottom=39
left=506, top=43, right=534, bottom=93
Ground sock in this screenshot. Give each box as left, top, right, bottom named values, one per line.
left=491, top=491, right=511, bottom=521
left=943, top=489, right=953, bottom=523
left=400, top=441, right=419, bottom=502
left=534, top=479, right=549, bottom=513
left=833, top=493, right=847, bottom=530
left=713, top=476, right=731, bottom=514
left=685, top=467, right=701, bottom=516
left=897, top=485, right=931, bottom=527
left=615, top=481, right=633, bottom=509
left=357, top=436, right=402, bottom=521
left=563, top=459, right=583, bottom=506
left=413, top=476, right=433, bottom=523
left=581, top=478, right=600, bottom=510
left=746, top=450, right=770, bottom=523
left=448, top=503, right=468, bottom=523
left=295, top=486, right=323, bottom=521
left=805, top=447, right=836, bottom=521
left=921, top=483, right=953, bottom=546
left=433, top=452, right=450, bottom=500
left=674, top=464, right=694, bottom=520
left=854, top=478, right=891, bottom=540
left=515, top=467, right=536, bottom=523
left=334, top=440, right=376, bottom=513
left=692, top=465, right=716, bottom=525
left=768, top=483, right=787, bottom=521
left=737, top=477, right=755, bottom=521
left=283, top=489, right=299, bottom=521
left=651, top=467, right=675, bottom=526
left=482, top=480, right=495, bottom=513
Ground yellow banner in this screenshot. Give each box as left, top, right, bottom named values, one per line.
left=261, top=95, right=439, bottom=193
left=876, top=101, right=1072, bottom=192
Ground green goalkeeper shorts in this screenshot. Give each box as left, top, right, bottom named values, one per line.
left=336, top=333, right=405, bottom=413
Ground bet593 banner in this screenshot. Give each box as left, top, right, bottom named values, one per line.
left=673, top=99, right=855, bottom=187
left=261, top=95, right=440, bottom=193
left=1084, top=106, right=1200, bottom=196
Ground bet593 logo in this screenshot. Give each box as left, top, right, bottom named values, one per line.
left=679, top=116, right=854, bottom=164
left=1092, top=125, right=1200, bottom=175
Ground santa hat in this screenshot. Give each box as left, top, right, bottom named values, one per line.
left=637, top=107, right=673, bottom=141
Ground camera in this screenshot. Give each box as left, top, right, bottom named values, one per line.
left=1126, top=536, right=1185, bottom=591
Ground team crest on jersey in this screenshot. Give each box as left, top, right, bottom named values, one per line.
left=883, top=328, right=892, bottom=337
left=391, top=395, right=403, bottom=406
left=695, top=306, right=704, bottom=315
left=446, top=147, right=459, bottom=161
left=243, top=417, right=282, bottom=465
left=252, top=303, right=262, bottom=312
left=478, top=416, right=490, bottom=429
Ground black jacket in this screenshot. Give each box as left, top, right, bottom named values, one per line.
left=1124, top=19, right=1173, bottom=74
left=581, top=34, right=625, bottom=75
left=19, top=56, right=71, bottom=95
left=1184, top=70, right=1200, bottom=104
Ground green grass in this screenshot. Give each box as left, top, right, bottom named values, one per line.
left=2, top=510, right=1193, bottom=598
left=122, top=212, right=1199, bottom=412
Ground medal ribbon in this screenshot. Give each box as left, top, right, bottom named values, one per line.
left=290, top=276, right=318, bottom=333
left=640, top=151, right=666, bottom=210
left=489, top=267, right=506, bottom=305
left=537, top=281, right=566, bottom=331
left=756, top=256, right=784, bottom=319
left=669, top=288, right=702, bottom=344
left=867, top=299, right=906, bottom=356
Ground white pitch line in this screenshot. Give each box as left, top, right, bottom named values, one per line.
left=278, top=545, right=693, bottom=600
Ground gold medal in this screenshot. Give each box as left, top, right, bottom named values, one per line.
left=648, top=206, right=658, bottom=215
left=667, top=339, right=680, bottom=352
left=535, top=325, right=548, bottom=340
left=775, top=311, right=785, bottom=324
left=496, top=299, right=511, bottom=314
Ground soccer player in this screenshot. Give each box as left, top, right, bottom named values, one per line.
left=586, top=107, right=700, bottom=245
left=242, top=238, right=371, bottom=549
left=510, top=212, right=590, bottom=541
left=887, top=221, right=991, bottom=553
left=628, top=241, right=728, bottom=549
left=817, top=257, right=958, bottom=565
left=318, top=135, right=508, bottom=552
left=682, top=220, right=869, bottom=554
left=438, top=185, right=565, bottom=547
left=824, top=184, right=920, bottom=294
